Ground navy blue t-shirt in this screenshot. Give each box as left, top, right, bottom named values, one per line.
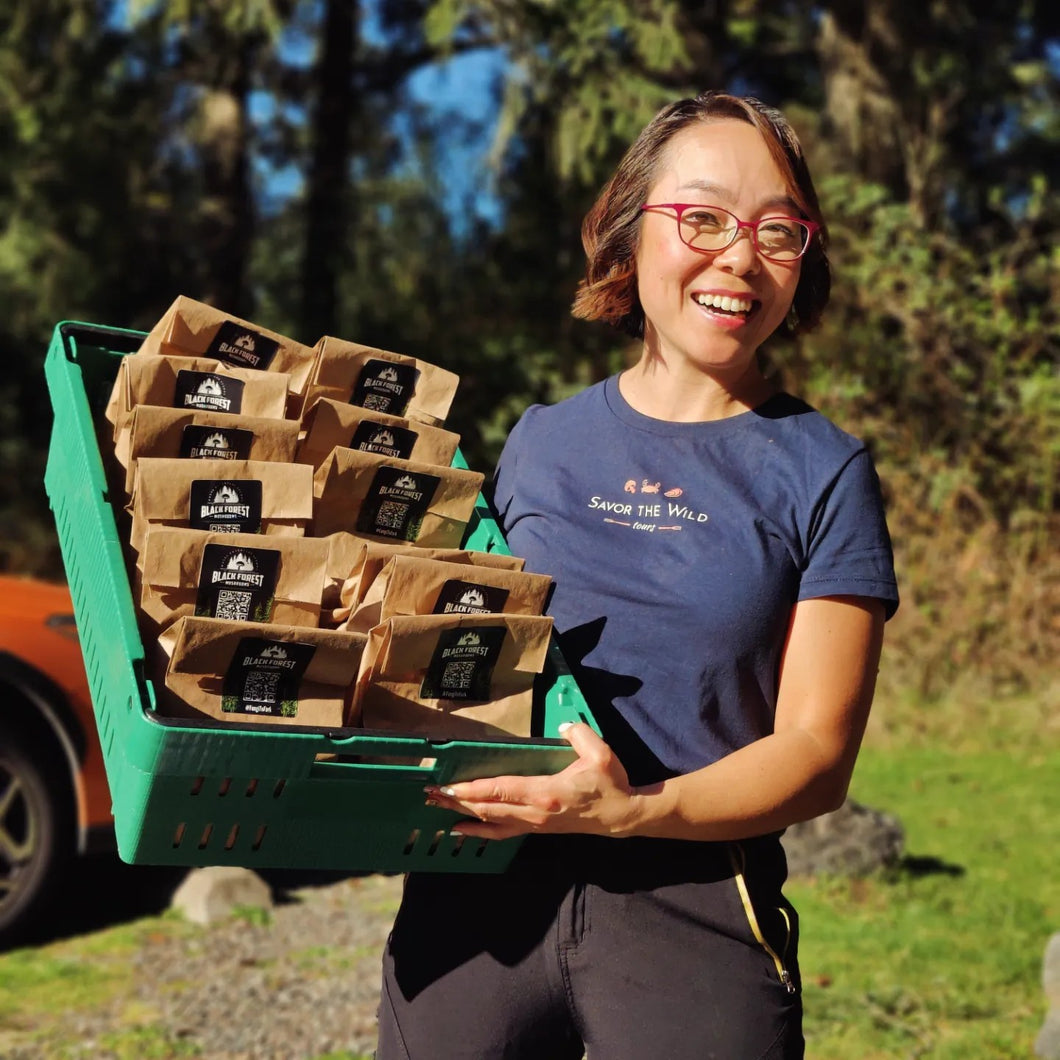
left=492, top=375, right=899, bottom=786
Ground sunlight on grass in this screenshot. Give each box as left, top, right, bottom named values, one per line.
left=790, top=745, right=1059, bottom=1059
left=0, top=914, right=193, bottom=1053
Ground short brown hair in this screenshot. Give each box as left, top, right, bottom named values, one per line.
left=571, top=91, right=831, bottom=339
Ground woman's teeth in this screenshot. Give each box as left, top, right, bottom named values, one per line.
left=694, top=293, right=753, bottom=314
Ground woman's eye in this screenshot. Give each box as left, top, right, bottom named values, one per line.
left=760, top=221, right=798, bottom=238
left=684, top=210, right=724, bottom=227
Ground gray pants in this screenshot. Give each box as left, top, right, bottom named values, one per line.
left=376, top=835, right=803, bottom=1060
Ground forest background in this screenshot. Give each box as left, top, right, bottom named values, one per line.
left=1, top=0, right=1056, bottom=726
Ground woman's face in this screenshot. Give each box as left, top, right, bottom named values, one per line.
left=634, top=119, right=803, bottom=379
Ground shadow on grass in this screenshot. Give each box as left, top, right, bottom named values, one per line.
left=10, top=854, right=362, bottom=950
left=891, top=854, right=966, bottom=878
left=12, top=852, right=192, bottom=949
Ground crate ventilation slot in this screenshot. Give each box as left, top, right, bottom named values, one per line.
left=187, top=776, right=283, bottom=800
left=402, top=827, right=489, bottom=860
left=170, top=821, right=268, bottom=852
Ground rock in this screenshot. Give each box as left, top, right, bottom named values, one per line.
left=1035, top=933, right=1060, bottom=1058
left=1037, top=1015, right=1060, bottom=1060
left=171, top=866, right=274, bottom=926
left=782, top=799, right=904, bottom=877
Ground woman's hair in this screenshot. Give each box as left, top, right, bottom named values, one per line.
left=571, top=91, right=831, bottom=339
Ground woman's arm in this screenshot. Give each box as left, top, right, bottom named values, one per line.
left=424, top=595, right=886, bottom=842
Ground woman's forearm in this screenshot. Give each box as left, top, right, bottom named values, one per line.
left=621, top=726, right=851, bottom=842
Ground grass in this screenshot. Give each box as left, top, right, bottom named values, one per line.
left=790, top=687, right=1060, bottom=1059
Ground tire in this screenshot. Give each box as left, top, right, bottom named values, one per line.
left=0, top=719, right=74, bottom=950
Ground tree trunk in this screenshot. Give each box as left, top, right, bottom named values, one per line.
left=815, top=1, right=958, bottom=227
left=197, top=34, right=257, bottom=316
left=300, top=0, right=357, bottom=341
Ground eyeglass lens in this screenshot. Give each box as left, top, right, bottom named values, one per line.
left=679, top=206, right=810, bottom=260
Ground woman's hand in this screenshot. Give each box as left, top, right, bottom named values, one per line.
left=423, top=722, right=641, bottom=841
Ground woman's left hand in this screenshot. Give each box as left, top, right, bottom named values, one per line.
left=423, top=722, right=640, bottom=841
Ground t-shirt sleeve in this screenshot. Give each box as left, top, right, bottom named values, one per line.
left=490, top=406, right=535, bottom=535
left=799, top=448, right=900, bottom=619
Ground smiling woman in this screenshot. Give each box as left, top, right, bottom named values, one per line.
left=376, top=91, right=899, bottom=1060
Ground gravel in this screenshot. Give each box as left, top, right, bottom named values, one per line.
left=7, top=871, right=405, bottom=1060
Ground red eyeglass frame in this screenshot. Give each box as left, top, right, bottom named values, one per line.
left=640, top=203, right=820, bottom=262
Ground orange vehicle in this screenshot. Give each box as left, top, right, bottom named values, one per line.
left=0, top=574, right=113, bottom=948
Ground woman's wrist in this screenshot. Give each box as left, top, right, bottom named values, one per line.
left=612, top=782, right=668, bottom=838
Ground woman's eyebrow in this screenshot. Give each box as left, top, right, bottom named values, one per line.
left=677, top=180, right=799, bottom=213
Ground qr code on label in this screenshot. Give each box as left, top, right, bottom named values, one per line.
left=376, top=500, right=409, bottom=532
left=215, top=589, right=252, bottom=621
left=363, top=394, right=389, bottom=412
left=244, top=669, right=280, bottom=705
left=441, top=660, right=476, bottom=693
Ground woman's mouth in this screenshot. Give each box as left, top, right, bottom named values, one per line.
left=692, top=292, right=757, bottom=330
left=693, top=292, right=754, bottom=317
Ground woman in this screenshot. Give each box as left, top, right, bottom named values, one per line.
left=376, top=91, right=899, bottom=1059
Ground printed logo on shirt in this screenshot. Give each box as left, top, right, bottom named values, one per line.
left=586, top=475, right=709, bottom=534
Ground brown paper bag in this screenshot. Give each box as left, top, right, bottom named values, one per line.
left=312, top=449, right=483, bottom=544
left=305, top=337, right=459, bottom=427
left=160, top=616, right=367, bottom=728
left=333, top=542, right=526, bottom=628
left=139, top=527, right=332, bottom=637
left=136, top=295, right=318, bottom=416
left=119, top=405, right=301, bottom=493
left=342, top=554, right=551, bottom=634
left=129, top=457, right=314, bottom=559
left=106, top=353, right=290, bottom=456
left=316, top=531, right=369, bottom=621
left=296, top=397, right=461, bottom=470
left=352, top=613, right=553, bottom=740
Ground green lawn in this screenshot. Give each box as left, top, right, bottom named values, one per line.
left=791, top=737, right=1058, bottom=1059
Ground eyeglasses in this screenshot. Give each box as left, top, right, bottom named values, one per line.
left=640, top=203, right=820, bottom=262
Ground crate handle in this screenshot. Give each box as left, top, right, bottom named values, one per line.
left=58, top=320, right=145, bottom=360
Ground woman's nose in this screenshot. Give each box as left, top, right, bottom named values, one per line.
left=713, top=225, right=760, bottom=273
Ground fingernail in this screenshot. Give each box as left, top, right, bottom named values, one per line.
left=439, top=786, right=455, bottom=797
left=424, top=797, right=438, bottom=807
left=557, top=721, right=574, bottom=733
left=450, top=828, right=464, bottom=836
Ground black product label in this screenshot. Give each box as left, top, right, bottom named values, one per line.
left=205, top=320, right=279, bottom=371
left=355, top=465, right=440, bottom=542
left=351, top=359, right=419, bottom=415
left=432, top=579, right=509, bottom=616
left=349, top=420, right=418, bottom=460
left=180, top=424, right=254, bottom=461
left=194, top=543, right=281, bottom=623
left=420, top=626, right=507, bottom=701
left=174, top=370, right=245, bottom=415
left=221, top=637, right=316, bottom=717
left=189, top=479, right=262, bottom=534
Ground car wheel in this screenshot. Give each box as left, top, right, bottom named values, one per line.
left=0, top=719, right=74, bottom=950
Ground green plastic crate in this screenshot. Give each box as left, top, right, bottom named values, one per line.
left=43, top=321, right=594, bottom=873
